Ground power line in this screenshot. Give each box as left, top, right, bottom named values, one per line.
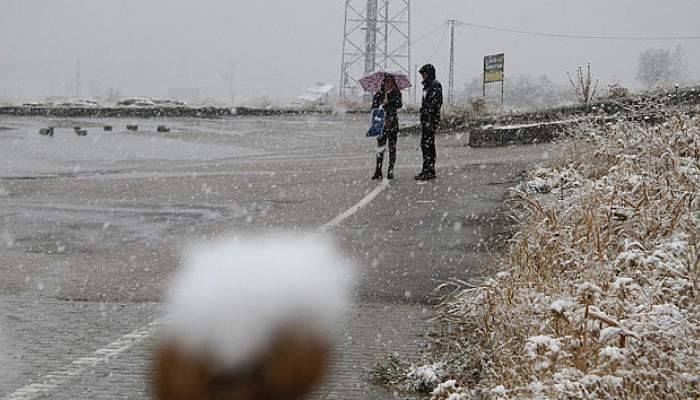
left=458, top=21, right=700, bottom=41
left=414, top=22, right=447, bottom=44
left=427, top=25, right=449, bottom=60
left=393, top=22, right=446, bottom=54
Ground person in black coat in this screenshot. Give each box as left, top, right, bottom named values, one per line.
left=371, top=75, right=403, bottom=180
left=416, top=64, right=443, bottom=181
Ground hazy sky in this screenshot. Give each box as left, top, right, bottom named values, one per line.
left=1, top=0, right=699, bottom=102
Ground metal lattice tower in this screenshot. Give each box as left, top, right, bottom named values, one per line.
left=339, top=0, right=411, bottom=99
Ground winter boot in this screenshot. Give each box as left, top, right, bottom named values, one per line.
left=373, top=154, right=384, bottom=180
left=414, top=171, right=436, bottom=181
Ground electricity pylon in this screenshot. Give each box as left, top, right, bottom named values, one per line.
left=339, top=0, right=411, bottom=99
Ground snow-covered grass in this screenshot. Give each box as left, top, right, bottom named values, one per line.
left=396, top=115, right=699, bottom=399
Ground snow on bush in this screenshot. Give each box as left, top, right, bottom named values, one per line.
left=431, top=379, right=467, bottom=400
left=164, top=232, right=354, bottom=369
left=525, top=165, right=583, bottom=195
left=425, top=116, right=699, bottom=399
left=405, top=363, right=445, bottom=393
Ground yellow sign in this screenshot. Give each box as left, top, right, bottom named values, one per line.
left=484, top=71, right=503, bottom=83
left=484, top=53, right=505, bottom=83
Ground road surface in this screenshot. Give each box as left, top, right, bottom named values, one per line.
left=0, top=114, right=551, bottom=399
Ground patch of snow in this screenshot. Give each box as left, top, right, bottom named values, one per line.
left=491, top=385, right=507, bottom=395
left=524, top=335, right=562, bottom=372
left=526, top=177, right=552, bottom=194
left=430, top=379, right=467, bottom=400
left=600, top=327, right=622, bottom=342
left=406, top=363, right=444, bottom=392
left=496, top=271, right=511, bottom=279
left=576, top=282, right=602, bottom=294
left=600, top=375, right=624, bottom=387
left=549, top=299, right=573, bottom=314
left=649, top=303, right=685, bottom=329
left=612, top=277, right=634, bottom=290
left=431, top=379, right=458, bottom=396
left=483, top=118, right=581, bottom=131
left=599, top=346, right=626, bottom=362
left=580, top=374, right=600, bottom=387
left=525, top=380, right=546, bottom=394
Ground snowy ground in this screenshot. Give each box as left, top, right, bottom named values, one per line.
left=401, top=116, right=699, bottom=400
left=0, top=114, right=551, bottom=399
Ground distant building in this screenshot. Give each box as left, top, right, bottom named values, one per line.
left=167, top=88, right=202, bottom=105
left=45, top=96, right=69, bottom=105
left=296, top=83, right=335, bottom=105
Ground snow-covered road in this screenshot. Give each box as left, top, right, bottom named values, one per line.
left=0, top=114, right=552, bottom=399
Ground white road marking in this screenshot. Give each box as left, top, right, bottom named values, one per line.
left=2, top=319, right=162, bottom=400
left=3, top=180, right=390, bottom=399
left=320, top=179, right=390, bottom=232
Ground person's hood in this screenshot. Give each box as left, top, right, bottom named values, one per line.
left=419, top=64, right=436, bottom=82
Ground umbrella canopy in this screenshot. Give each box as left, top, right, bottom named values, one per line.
left=359, top=70, right=412, bottom=93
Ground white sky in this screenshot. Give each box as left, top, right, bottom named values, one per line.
left=1, top=0, right=698, bottom=102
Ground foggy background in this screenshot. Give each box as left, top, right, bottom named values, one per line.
left=1, top=0, right=698, bottom=104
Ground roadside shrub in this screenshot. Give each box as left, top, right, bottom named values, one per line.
left=404, top=115, right=699, bottom=400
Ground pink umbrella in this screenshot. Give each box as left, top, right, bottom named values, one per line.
left=359, top=70, right=412, bottom=93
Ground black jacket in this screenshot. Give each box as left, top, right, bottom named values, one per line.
left=419, top=64, right=443, bottom=129
left=372, top=88, right=403, bottom=117
left=372, top=88, right=402, bottom=133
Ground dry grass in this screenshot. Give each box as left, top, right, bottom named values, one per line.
left=567, top=63, right=599, bottom=105
left=402, top=115, right=699, bottom=399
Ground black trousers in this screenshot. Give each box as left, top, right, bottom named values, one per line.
left=376, top=129, right=398, bottom=173
left=420, top=124, right=436, bottom=174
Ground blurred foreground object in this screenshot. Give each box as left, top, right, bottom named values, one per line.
left=153, top=233, right=354, bottom=400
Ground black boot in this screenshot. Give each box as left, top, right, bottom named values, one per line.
left=387, top=166, right=394, bottom=180
left=414, top=171, right=436, bottom=181
left=373, top=153, right=384, bottom=180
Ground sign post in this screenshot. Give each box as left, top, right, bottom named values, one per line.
left=483, top=53, right=505, bottom=105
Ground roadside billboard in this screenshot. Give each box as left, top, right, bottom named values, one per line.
left=483, top=53, right=505, bottom=104
left=484, top=53, right=504, bottom=83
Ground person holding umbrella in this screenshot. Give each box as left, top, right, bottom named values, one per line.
left=371, top=75, right=403, bottom=180
left=360, top=71, right=410, bottom=180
